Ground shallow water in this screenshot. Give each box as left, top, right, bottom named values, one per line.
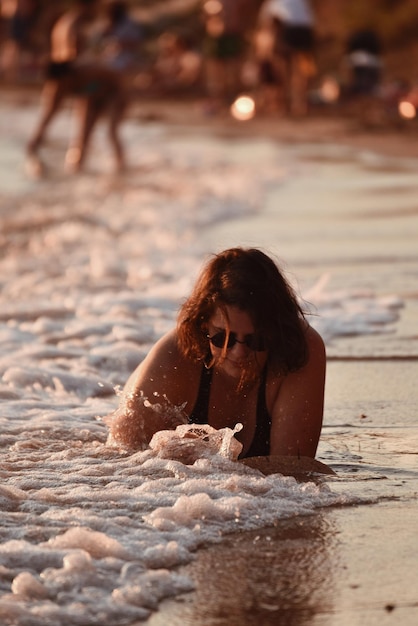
left=0, top=100, right=417, bottom=624
left=147, top=500, right=418, bottom=626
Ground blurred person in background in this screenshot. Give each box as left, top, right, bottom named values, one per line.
left=0, top=0, right=40, bottom=81
left=258, top=0, right=316, bottom=116
left=99, top=0, right=143, bottom=74
left=252, top=12, right=283, bottom=113
left=343, top=28, right=382, bottom=97
left=26, top=0, right=127, bottom=176
left=153, top=31, right=202, bottom=94
left=96, top=0, right=144, bottom=118
left=202, top=0, right=256, bottom=112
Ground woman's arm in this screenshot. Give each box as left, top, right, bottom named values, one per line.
left=269, top=325, right=326, bottom=458
left=108, top=330, right=197, bottom=449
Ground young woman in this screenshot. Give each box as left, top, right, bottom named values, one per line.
left=109, top=247, right=326, bottom=459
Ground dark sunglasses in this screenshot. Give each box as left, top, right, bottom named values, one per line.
left=207, top=330, right=266, bottom=352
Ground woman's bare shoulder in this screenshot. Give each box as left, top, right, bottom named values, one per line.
left=266, top=323, right=325, bottom=399
left=123, top=329, right=199, bottom=400
left=304, top=323, right=326, bottom=361
left=148, top=328, right=182, bottom=361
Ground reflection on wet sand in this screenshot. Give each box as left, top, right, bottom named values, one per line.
left=147, top=513, right=336, bottom=626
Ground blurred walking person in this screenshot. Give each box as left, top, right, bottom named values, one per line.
left=0, top=0, right=40, bottom=82
left=344, top=29, right=382, bottom=97
left=26, top=0, right=127, bottom=176
left=258, top=0, right=316, bottom=116
left=100, top=0, right=143, bottom=75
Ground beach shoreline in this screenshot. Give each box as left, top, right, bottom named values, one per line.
left=2, top=81, right=418, bottom=161
left=146, top=500, right=418, bottom=626
left=1, top=87, right=417, bottom=626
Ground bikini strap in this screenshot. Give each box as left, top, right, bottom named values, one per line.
left=188, top=364, right=212, bottom=424
left=245, top=367, right=271, bottom=458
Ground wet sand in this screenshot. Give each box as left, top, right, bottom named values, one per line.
left=1, top=89, right=418, bottom=625
left=147, top=502, right=417, bottom=626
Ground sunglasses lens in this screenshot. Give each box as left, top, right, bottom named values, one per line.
left=209, top=331, right=229, bottom=348
left=208, top=331, right=265, bottom=351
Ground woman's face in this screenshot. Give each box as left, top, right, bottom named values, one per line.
left=207, top=304, right=268, bottom=381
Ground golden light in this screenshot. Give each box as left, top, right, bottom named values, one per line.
left=0, top=0, right=17, bottom=19
left=398, top=100, right=416, bottom=119
left=204, top=0, right=222, bottom=15
left=320, top=77, right=340, bottom=103
left=230, top=95, right=256, bottom=121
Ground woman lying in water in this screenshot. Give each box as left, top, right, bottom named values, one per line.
left=108, top=247, right=326, bottom=459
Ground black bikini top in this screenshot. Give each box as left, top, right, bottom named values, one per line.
left=188, top=364, right=272, bottom=458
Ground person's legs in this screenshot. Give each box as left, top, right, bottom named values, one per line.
left=66, top=67, right=127, bottom=172
left=205, top=57, right=225, bottom=102
left=288, top=52, right=306, bottom=116
left=289, top=51, right=316, bottom=116
left=65, top=95, right=101, bottom=171
left=108, top=90, right=127, bottom=172
left=27, top=79, right=66, bottom=155
left=280, top=25, right=315, bottom=117
left=224, top=56, right=242, bottom=101
left=269, top=54, right=287, bottom=114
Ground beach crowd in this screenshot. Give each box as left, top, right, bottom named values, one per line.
left=0, top=0, right=387, bottom=174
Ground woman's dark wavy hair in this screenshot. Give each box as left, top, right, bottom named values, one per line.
left=177, top=247, right=308, bottom=373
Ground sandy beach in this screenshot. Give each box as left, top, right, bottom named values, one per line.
left=0, top=87, right=417, bottom=625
